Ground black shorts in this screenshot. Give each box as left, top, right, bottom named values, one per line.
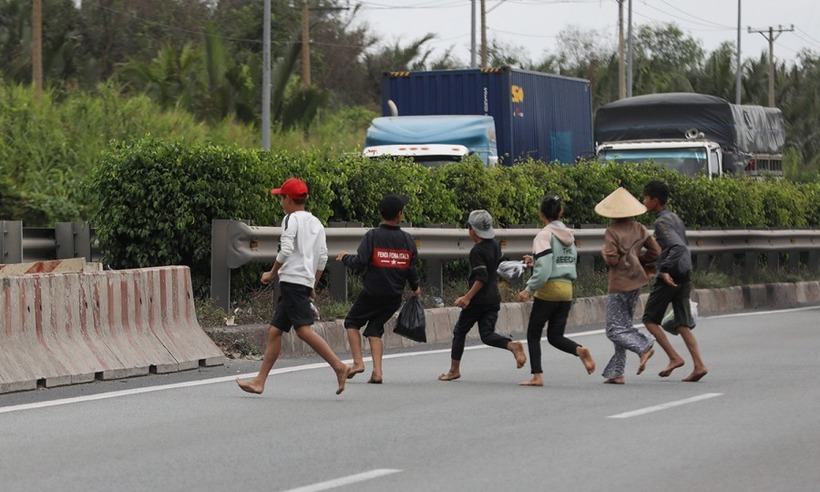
left=271, top=282, right=315, bottom=332
left=344, top=291, right=402, bottom=338
left=641, top=274, right=695, bottom=330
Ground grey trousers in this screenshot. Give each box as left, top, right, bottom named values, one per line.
left=602, top=290, right=654, bottom=379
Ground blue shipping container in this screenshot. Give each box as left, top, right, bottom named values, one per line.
left=381, top=67, right=594, bottom=164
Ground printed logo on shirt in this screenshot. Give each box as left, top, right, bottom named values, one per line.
left=556, top=246, right=576, bottom=264
left=372, top=248, right=412, bottom=268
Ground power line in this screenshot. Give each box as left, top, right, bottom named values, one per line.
left=90, top=0, right=365, bottom=50
left=658, top=0, right=734, bottom=30
left=794, top=27, right=820, bottom=48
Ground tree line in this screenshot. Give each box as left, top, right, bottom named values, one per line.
left=1, top=0, right=818, bottom=168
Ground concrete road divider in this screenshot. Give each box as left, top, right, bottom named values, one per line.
left=0, top=258, right=99, bottom=276
left=0, top=266, right=224, bottom=394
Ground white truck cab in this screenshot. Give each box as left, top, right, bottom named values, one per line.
left=596, top=139, right=723, bottom=178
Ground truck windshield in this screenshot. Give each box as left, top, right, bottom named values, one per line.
left=599, top=148, right=708, bottom=175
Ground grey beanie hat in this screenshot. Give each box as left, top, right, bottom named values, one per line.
left=467, top=209, right=495, bottom=239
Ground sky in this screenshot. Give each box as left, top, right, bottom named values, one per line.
left=352, top=0, right=820, bottom=66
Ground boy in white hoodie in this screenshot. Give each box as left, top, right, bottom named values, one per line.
left=236, top=178, right=350, bottom=396
left=517, top=196, right=595, bottom=386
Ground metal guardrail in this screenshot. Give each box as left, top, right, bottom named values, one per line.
left=0, top=221, right=96, bottom=264
left=4, top=220, right=817, bottom=311
left=210, top=219, right=820, bottom=310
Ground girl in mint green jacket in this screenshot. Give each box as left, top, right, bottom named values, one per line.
left=517, top=196, right=596, bottom=386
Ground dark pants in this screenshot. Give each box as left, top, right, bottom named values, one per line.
left=526, top=299, right=578, bottom=374
left=641, top=274, right=694, bottom=329
left=450, top=303, right=511, bottom=361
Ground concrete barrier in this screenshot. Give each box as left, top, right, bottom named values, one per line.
left=215, top=281, right=820, bottom=359
left=0, top=258, right=100, bottom=276
left=0, top=266, right=225, bottom=394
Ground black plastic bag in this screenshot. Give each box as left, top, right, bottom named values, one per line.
left=394, top=296, right=427, bottom=343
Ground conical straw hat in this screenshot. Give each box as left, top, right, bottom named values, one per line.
left=594, top=187, right=647, bottom=218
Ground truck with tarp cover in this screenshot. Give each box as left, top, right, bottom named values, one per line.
left=594, top=92, right=785, bottom=177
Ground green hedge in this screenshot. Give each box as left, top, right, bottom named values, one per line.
left=89, top=137, right=820, bottom=301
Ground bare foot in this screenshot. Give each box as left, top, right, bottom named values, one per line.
left=335, top=366, right=350, bottom=395
left=346, top=365, right=365, bottom=380
left=236, top=377, right=263, bottom=394
left=637, top=347, right=655, bottom=375
left=604, top=377, right=625, bottom=384
left=368, top=377, right=383, bottom=384
left=518, top=375, right=544, bottom=386
left=438, top=371, right=460, bottom=381
left=510, top=341, right=527, bottom=369
left=578, top=347, right=596, bottom=375
left=682, top=367, right=708, bottom=382
left=658, top=359, right=685, bottom=377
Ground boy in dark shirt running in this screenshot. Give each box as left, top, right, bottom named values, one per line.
left=337, top=194, right=421, bottom=384
left=641, top=180, right=708, bottom=382
left=438, top=210, right=527, bottom=381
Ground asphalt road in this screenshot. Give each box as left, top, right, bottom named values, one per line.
left=1, top=306, right=818, bottom=492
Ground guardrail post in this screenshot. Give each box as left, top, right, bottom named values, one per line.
left=577, top=224, right=597, bottom=278
left=766, top=251, right=780, bottom=273
left=787, top=251, right=801, bottom=274
left=743, top=252, right=756, bottom=278
left=326, top=261, right=348, bottom=302
left=425, top=258, right=444, bottom=296
left=720, top=252, right=734, bottom=275
left=808, top=251, right=819, bottom=273
left=210, top=219, right=233, bottom=311
left=55, top=222, right=92, bottom=260
left=0, top=221, right=23, bottom=264
left=695, top=252, right=710, bottom=271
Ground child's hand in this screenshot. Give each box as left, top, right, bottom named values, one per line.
left=454, top=295, right=471, bottom=308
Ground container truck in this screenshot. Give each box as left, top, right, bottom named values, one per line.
left=594, top=92, right=785, bottom=177
left=374, top=67, right=594, bottom=165
left=363, top=114, right=499, bottom=167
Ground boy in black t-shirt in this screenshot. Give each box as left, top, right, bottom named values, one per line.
left=438, top=210, right=527, bottom=381
left=337, top=194, right=421, bottom=384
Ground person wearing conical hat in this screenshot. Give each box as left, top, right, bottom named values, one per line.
left=595, top=187, right=660, bottom=384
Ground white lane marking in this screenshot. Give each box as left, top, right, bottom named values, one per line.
left=3, top=306, right=814, bottom=415
left=281, top=469, right=401, bottom=492
left=0, top=328, right=609, bottom=415
left=607, top=393, right=723, bottom=419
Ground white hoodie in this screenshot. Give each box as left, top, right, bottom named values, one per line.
left=276, top=211, right=328, bottom=288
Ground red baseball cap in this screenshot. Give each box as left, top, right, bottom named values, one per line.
left=271, top=177, right=308, bottom=199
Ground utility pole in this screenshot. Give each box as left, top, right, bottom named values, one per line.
left=302, top=1, right=311, bottom=89
left=617, top=0, right=625, bottom=99
left=748, top=24, right=794, bottom=107
left=626, top=0, right=633, bottom=97
left=480, top=0, right=487, bottom=68
left=470, top=0, right=477, bottom=68
left=32, top=0, right=43, bottom=101
left=735, top=0, right=742, bottom=104
left=299, top=1, right=348, bottom=89
left=262, top=0, right=271, bottom=150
